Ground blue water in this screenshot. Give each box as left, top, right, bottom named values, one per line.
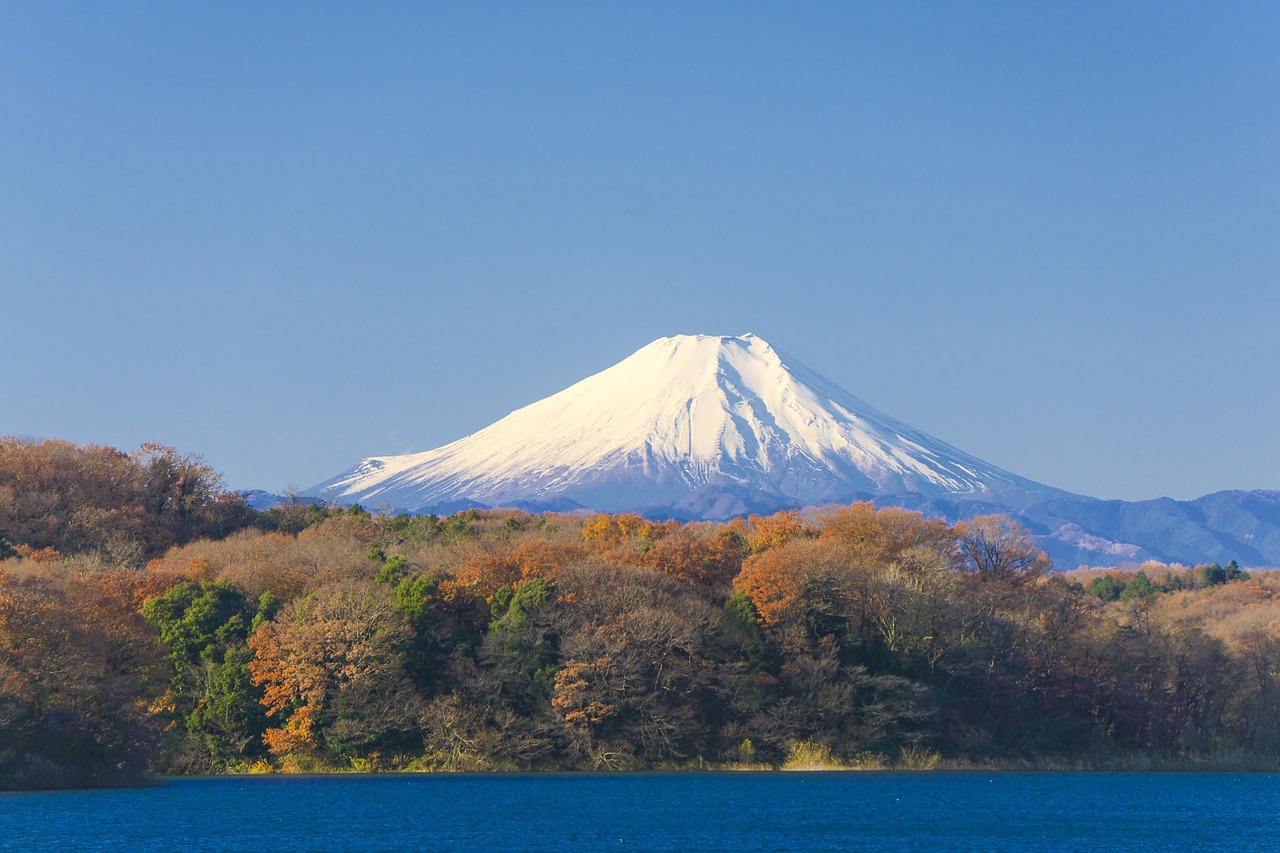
left=2, top=772, right=1277, bottom=852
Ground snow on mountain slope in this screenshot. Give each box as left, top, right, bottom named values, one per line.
left=309, top=334, right=1069, bottom=518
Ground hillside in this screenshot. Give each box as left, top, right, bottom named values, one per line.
left=4, top=498, right=1278, bottom=788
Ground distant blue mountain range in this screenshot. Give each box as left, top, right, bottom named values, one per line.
left=866, top=489, right=1280, bottom=569
left=245, top=487, right=1280, bottom=570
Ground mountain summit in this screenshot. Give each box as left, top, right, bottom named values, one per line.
left=311, top=334, right=1068, bottom=518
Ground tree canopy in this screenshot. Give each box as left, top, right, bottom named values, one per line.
left=2, top=454, right=1278, bottom=787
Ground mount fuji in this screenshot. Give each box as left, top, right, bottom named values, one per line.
left=310, top=334, right=1071, bottom=518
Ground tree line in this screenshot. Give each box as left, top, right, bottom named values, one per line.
left=1, top=438, right=1278, bottom=788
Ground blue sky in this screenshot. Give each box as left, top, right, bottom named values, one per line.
left=2, top=2, right=1277, bottom=501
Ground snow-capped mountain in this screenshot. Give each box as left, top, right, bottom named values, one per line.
left=310, top=334, right=1070, bottom=518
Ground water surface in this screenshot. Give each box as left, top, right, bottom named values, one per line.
left=3, top=772, right=1276, bottom=851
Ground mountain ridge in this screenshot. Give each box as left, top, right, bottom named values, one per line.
left=306, top=334, right=1279, bottom=568
left=310, top=334, right=1071, bottom=516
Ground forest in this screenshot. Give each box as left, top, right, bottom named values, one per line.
left=2, top=437, right=1279, bottom=789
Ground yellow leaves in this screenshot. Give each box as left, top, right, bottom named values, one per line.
left=580, top=514, right=620, bottom=543
left=817, top=502, right=957, bottom=569
left=780, top=740, right=850, bottom=771
left=1151, top=569, right=1280, bottom=650
left=147, top=691, right=178, bottom=716
left=580, top=513, right=675, bottom=545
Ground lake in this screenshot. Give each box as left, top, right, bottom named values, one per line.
left=2, top=772, right=1277, bottom=851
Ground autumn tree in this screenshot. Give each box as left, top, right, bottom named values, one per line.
left=551, top=561, right=722, bottom=767
left=744, top=510, right=808, bottom=553
left=446, top=552, right=522, bottom=604
left=581, top=513, right=661, bottom=546
left=734, top=538, right=860, bottom=631
left=0, top=568, right=163, bottom=788
left=0, top=437, right=252, bottom=562
left=816, top=503, right=957, bottom=569
left=510, top=537, right=588, bottom=582
left=132, top=443, right=254, bottom=547
left=7, top=491, right=1280, bottom=777
left=955, top=515, right=1051, bottom=582
left=642, top=528, right=743, bottom=587
left=249, top=582, right=422, bottom=764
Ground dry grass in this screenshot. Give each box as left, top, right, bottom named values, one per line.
left=780, top=741, right=892, bottom=771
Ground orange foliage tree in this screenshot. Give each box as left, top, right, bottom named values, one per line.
left=745, top=510, right=808, bottom=553
left=642, top=529, right=743, bottom=587
left=734, top=538, right=859, bottom=627
left=445, top=552, right=521, bottom=604
left=512, top=538, right=587, bottom=581
left=816, top=502, right=957, bottom=569
left=248, top=582, right=421, bottom=761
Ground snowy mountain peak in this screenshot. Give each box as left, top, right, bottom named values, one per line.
left=310, top=334, right=1068, bottom=518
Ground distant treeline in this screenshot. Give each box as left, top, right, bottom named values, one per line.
left=1, top=437, right=1278, bottom=789
left=0, top=437, right=254, bottom=563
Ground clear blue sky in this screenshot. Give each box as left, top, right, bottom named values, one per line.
left=3, top=2, right=1277, bottom=501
